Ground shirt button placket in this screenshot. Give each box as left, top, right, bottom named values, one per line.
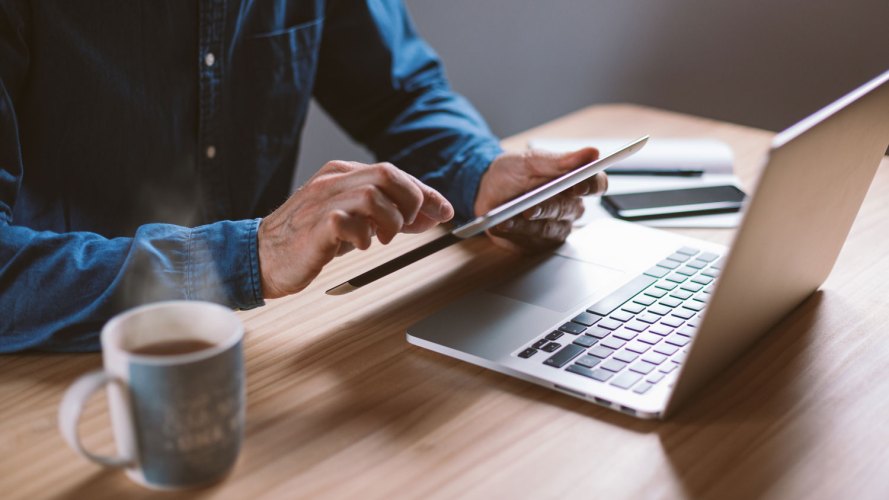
left=197, top=0, right=228, bottom=219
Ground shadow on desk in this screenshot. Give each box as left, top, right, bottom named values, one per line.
left=657, top=290, right=825, bottom=499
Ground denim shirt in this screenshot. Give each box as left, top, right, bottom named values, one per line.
left=0, top=0, right=502, bottom=352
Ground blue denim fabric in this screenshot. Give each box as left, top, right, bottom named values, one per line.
left=0, top=0, right=502, bottom=352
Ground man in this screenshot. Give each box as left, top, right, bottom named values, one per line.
left=0, top=1, right=605, bottom=352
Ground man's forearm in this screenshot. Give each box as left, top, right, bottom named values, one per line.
left=0, top=219, right=264, bottom=352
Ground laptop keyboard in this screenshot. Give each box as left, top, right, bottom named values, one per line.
left=516, top=246, right=723, bottom=395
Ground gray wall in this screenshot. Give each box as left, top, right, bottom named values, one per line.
left=294, top=0, right=889, bottom=188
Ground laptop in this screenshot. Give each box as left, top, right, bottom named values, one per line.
left=406, top=69, right=889, bottom=419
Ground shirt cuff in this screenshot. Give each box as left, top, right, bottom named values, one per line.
left=447, top=141, right=503, bottom=223
left=186, top=218, right=265, bottom=310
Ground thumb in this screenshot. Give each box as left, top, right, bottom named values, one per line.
left=556, top=146, right=599, bottom=171
left=530, top=146, right=599, bottom=177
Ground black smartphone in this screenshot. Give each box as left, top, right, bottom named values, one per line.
left=600, top=184, right=746, bottom=220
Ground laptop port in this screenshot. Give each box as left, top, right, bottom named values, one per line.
left=593, top=397, right=611, bottom=406
left=620, top=406, right=637, bottom=416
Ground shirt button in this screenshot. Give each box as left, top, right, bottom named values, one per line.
left=206, top=145, right=217, bottom=159
left=204, top=52, right=216, bottom=67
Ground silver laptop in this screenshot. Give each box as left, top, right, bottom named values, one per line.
left=407, top=69, right=889, bottom=419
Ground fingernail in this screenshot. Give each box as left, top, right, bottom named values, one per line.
left=439, top=202, right=454, bottom=220
left=530, top=207, right=543, bottom=220
left=500, top=219, right=514, bottom=231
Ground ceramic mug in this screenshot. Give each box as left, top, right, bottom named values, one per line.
left=59, top=301, right=245, bottom=490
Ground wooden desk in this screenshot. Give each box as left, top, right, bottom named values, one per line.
left=3, top=104, right=889, bottom=499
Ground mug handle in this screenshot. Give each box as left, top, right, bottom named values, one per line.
left=59, top=370, right=135, bottom=468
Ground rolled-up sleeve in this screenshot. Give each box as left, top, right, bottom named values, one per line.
left=313, top=0, right=503, bottom=221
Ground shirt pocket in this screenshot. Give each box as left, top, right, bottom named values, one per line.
left=232, top=18, right=323, bottom=151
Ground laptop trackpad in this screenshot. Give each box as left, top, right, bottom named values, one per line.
left=488, top=255, right=625, bottom=313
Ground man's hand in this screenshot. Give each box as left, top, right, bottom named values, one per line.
left=474, top=147, right=606, bottom=252
left=258, top=161, right=454, bottom=298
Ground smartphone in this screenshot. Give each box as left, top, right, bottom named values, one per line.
left=600, top=184, right=746, bottom=220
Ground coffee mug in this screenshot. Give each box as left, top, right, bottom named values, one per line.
left=59, top=301, right=245, bottom=490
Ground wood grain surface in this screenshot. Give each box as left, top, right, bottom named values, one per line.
left=2, top=104, right=888, bottom=499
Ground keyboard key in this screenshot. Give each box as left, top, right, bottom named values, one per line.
left=659, top=363, right=679, bottom=373
left=665, top=335, right=691, bottom=347
left=686, top=259, right=707, bottom=269
left=573, top=335, right=597, bottom=348
left=646, top=372, right=666, bottom=383
left=586, top=274, right=658, bottom=316
left=596, top=318, right=623, bottom=330
left=660, top=316, right=684, bottom=328
left=612, top=328, right=637, bottom=341
left=646, top=304, right=671, bottom=316
left=654, top=280, right=678, bottom=291
left=621, top=302, right=645, bottom=314
left=637, top=333, right=662, bottom=345
left=586, top=326, right=611, bottom=339
left=691, top=275, right=713, bottom=285
left=654, top=344, right=679, bottom=356
left=532, top=339, right=548, bottom=349
left=658, top=296, right=682, bottom=308
left=643, top=266, right=670, bottom=279
left=589, top=368, right=615, bottom=381
left=611, top=371, right=643, bottom=389
left=566, top=364, right=598, bottom=380
left=519, top=348, right=537, bottom=358
left=642, top=352, right=668, bottom=365
left=665, top=273, right=688, bottom=283
left=680, top=282, right=704, bottom=293
left=656, top=259, right=680, bottom=270
left=545, top=331, right=564, bottom=341
left=576, top=354, right=602, bottom=368
left=673, top=351, right=689, bottom=364
left=669, top=289, right=693, bottom=300
left=543, top=344, right=585, bottom=368
left=676, top=266, right=697, bottom=276
left=676, top=325, right=697, bottom=337
left=542, top=342, right=561, bottom=353
left=665, top=252, right=691, bottom=263
left=671, top=309, right=696, bottom=320
left=644, top=287, right=667, bottom=299
left=609, top=310, right=634, bottom=322
left=571, top=311, right=603, bottom=327
left=633, top=381, right=654, bottom=394
left=649, top=324, right=673, bottom=336
left=683, top=301, right=705, bottom=312
left=625, top=340, right=650, bottom=354
left=629, top=361, right=657, bottom=375
left=632, top=295, right=656, bottom=306
left=636, top=312, right=660, bottom=324
left=559, top=322, right=587, bottom=335
left=588, top=345, right=614, bottom=359
left=613, top=350, right=638, bottom=363
left=676, top=246, right=700, bottom=256
left=697, top=252, right=719, bottom=262
left=624, top=320, right=649, bottom=332
left=703, top=285, right=715, bottom=294
left=600, top=337, right=626, bottom=350
left=601, top=358, right=627, bottom=372
left=701, top=267, right=720, bottom=278
left=693, top=292, right=710, bottom=303
left=710, top=258, right=724, bottom=270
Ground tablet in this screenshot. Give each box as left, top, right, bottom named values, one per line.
left=326, top=135, right=648, bottom=295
